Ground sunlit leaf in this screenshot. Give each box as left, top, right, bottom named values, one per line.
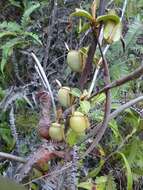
left=70, top=8, right=93, bottom=21
left=96, top=14, right=120, bottom=24
left=78, top=181, right=93, bottom=190
left=66, top=129, right=85, bottom=146
left=79, top=100, right=91, bottom=114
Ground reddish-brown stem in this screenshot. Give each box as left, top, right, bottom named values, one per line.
left=83, top=40, right=111, bottom=157
left=79, top=0, right=106, bottom=89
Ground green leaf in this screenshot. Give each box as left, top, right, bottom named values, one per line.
left=132, top=167, right=143, bottom=176
left=106, top=174, right=117, bottom=190
left=78, top=23, right=90, bottom=34
left=0, top=31, right=17, bottom=39
left=8, top=0, right=21, bottom=8
left=109, top=119, right=121, bottom=138
left=79, top=100, right=91, bottom=114
left=21, top=3, right=40, bottom=27
left=0, top=21, right=21, bottom=32
left=95, top=176, right=107, bottom=190
left=24, top=32, right=42, bottom=45
left=0, top=128, right=15, bottom=149
left=88, top=160, right=105, bottom=178
left=78, top=181, right=93, bottom=190
left=70, top=88, right=82, bottom=97
left=0, top=38, right=28, bottom=72
left=91, top=93, right=106, bottom=105
left=70, top=8, right=93, bottom=21
left=96, top=14, right=120, bottom=24
left=117, top=152, right=133, bottom=190
left=66, top=129, right=85, bottom=146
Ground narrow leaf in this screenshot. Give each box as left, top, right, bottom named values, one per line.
left=0, top=31, right=17, bottom=38
left=117, top=152, right=133, bottom=190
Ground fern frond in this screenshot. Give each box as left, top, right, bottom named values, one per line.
left=24, top=32, right=42, bottom=45
left=126, top=138, right=143, bottom=168
left=0, top=21, right=21, bottom=32
left=110, top=59, right=129, bottom=80
left=21, top=3, right=40, bottom=28
left=125, top=19, right=142, bottom=48
left=8, top=0, right=21, bottom=8
left=0, top=38, right=28, bottom=72
left=0, top=31, right=17, bottom=39
left=106, top=174, right=117, bottom=190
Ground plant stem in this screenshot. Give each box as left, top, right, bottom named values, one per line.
left=0, top=152, right=26, bottom=163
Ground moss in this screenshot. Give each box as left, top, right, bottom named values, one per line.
left=16, top=111, right=39, bottom=133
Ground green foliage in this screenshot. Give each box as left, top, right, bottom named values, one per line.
left=106, top=175, right=117, bottom=190
left=21, top=2, right=40, bottom=27
left=16, top=112, right=38, bottom=133
left=0, top=1, right=42, bottom=72
left=78, top=175, right=117, bottom=190
left=0, top=121, right=15, bottom=152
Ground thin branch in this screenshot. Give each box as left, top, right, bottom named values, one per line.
left=0, top=152, right=26, bottom=163
left=120, top=0, right=128, bottom=21
left=88, top=65, right=100, bottom=97
left=23, top=162, right=73, bottom=186
left=43, top=0, right=58, bottom=70
left=110, top=96, right=143, bottom=120
left=83, top=40, right=111, bottom=157
left=31, top=52, right=57, bottom=119
left=79, top=0, right=106, bottom=89
left=89, top=64, right=143, bottom=99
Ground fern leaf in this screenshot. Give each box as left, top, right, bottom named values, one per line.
left=8, top=0, right=21, bottom=8
left=125, top=19, right=142, bottom=48
left=21, top=3, right=40, bottom=28
left=106, top=174, right=117, bottom=190
left=0, top=38, right=28, bottom=72
left=0, top=21, right=21, bottom=32
left=110, top=59, right=129, bottom=80
left=0, top=31, right=17, bottom=39
left=24, top=32, right=42, bottom=45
